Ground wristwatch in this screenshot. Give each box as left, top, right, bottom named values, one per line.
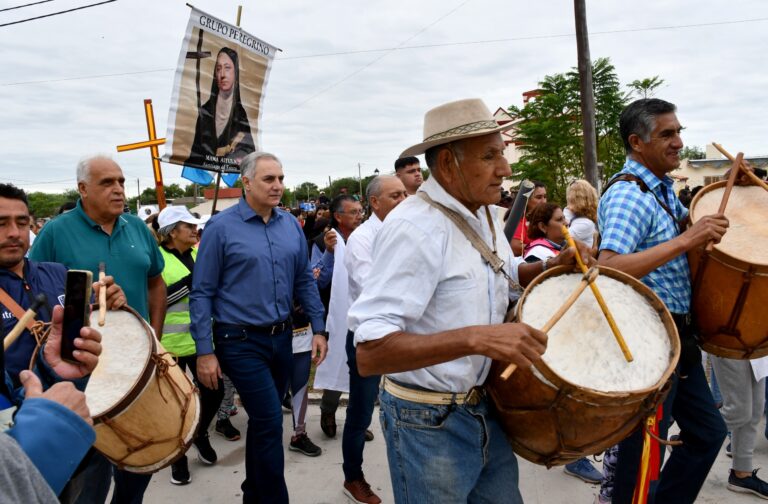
left=316, top=330, right=330, bottom=340
left=542, top=257, right=550, bottom=272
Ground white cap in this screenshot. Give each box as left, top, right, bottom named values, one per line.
left=157, top=206, right=203, bottom=229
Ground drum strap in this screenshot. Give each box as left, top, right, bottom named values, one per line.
left=417, top=192, right=522, bottom=292
left=602, top=174, right=684, bottom=234
left=0, top=288, right=35, bottom=331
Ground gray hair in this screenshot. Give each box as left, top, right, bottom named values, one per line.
left=157, top=223, right=176, bottom=237
left=619, top=98, right=677, bottom=154
left=366, top=175, right=399, bottom=200
left=424, top=140, right=463, bottom=171
left=240, top=151, right=282, bottom=179
left=76, top=154, right=114, bottom=183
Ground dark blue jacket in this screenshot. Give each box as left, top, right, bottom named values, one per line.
left=0, top=259, right=94, bottom=495
left=0, top=259, right=66, bottom=383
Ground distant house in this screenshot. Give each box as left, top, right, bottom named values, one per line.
left=189, top=187, right=242, bottom=215
left=673, top=144, right=768, bottom=189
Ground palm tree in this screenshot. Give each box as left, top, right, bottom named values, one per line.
left=627, top=76, right=665, bottom=99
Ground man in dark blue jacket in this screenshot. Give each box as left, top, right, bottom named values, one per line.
left=0, top=182, right=105, bottom=498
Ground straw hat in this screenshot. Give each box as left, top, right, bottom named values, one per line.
left=399, top=98, right=520, bottom=157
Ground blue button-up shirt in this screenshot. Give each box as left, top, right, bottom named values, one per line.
left=190, top=199, right=326, bottom=355
left=598, top=159, right=690, bottom=313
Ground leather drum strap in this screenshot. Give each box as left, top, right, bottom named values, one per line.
left=0, top=288, right=34, bottom=330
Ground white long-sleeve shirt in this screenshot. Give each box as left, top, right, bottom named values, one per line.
left=347, top=177, right=524, bottom=393
left=344, top=212, right=382, bottom=307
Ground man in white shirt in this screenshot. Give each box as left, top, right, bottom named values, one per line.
left=341, top=175, right=406, bottom=504
left=348, top=98, right=590, bottom=503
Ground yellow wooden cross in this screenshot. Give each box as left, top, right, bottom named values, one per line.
left=116, top=99, right=167, bottom=209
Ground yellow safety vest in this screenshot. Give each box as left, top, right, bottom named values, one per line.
left=159, top=246, right=198, bottom=357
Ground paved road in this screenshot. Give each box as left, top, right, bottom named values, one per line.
left=140, top=403, right=764, bottom=503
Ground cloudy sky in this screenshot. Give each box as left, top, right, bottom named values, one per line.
left=1, top=0, right=766, bottom=197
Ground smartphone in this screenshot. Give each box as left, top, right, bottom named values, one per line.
left=61, top=270, right=93, bottom=363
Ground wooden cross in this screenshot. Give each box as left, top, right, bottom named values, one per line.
left=116, top=99, right=167, bottom=209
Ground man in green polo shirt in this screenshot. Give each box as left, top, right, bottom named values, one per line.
left=29, top=154, right=165, bottom=504
left=30, top=156, right=165, bottom=327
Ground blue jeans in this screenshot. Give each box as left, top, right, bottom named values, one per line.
left=379, top=388, right=522, bottom=504
left=612, top=353, right=727, bottom=503
left=342, top=330, right=380, bottom=482
left=214, top=325, right=293, bottom=504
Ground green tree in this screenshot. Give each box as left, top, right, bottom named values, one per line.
left=680, top=145, right=705, bottom=160
left=296, top=182, right=319, bottom=200
left=164, top=183, right=185, bottom=199
left=27, top=189, right=80, bottom=218
left=626, top=76, right=665, bottom=99
left=509, top=57, right=654, bottom=202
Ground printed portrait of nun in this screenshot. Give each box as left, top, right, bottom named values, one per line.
left=186, top=47, right=255, bottom=166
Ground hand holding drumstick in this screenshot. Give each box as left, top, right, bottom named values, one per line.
left=500, top=267, right=599, bottom=379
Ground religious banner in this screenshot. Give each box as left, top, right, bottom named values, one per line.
left=163, top=7, right=277, bottom=174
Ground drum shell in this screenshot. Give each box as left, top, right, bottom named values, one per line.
left=486, top=266, right=680, bottom=467
left=90, top=308, right=200, bottom=473
left=688, top=182, right=768, bottom=359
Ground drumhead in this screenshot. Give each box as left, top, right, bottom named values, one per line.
left=85, top=309, right=153, bottom=418
left=691, top=185, right=768, bottom=267
left=521, top=273, right=671, bottom=392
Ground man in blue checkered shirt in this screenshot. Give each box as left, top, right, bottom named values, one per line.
left=598, top=98, right=730, bottom=504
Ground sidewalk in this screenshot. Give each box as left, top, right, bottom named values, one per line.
left=142, top=403, right=765, bottom=503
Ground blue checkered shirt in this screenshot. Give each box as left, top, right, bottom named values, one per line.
left=598, top=159, right=690, bottom=313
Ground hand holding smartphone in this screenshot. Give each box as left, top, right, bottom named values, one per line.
left=61, top=270, right=92, bottom=363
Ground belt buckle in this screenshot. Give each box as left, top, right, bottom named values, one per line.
left=466, top=387, right=482, bottom=406
left=271, top=322, right=281, bottom=335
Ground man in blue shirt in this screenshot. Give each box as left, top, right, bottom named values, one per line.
left=192, top=151, right=328, bottom=503
left=598, top=98, right=729, bottom=504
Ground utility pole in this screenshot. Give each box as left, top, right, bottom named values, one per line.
left=357, top=163, right=363, bottom=198
left=574, top=0, right=599, bottom=189
left=136, top=178, right=141, bottom=213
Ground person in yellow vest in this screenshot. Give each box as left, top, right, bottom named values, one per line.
left=157, top=206, right=225, bottom=486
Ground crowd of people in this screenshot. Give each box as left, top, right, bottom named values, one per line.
left=1, top=95, right=766, bottom=504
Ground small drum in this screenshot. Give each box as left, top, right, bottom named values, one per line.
left=84, top=307, right=200, bottom=473
left=688, top=182, right=768, bottom=358
left=486, top=266, right=680, bottom=467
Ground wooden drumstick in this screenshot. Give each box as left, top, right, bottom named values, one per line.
left=500, top=267, right=599, bottom=380
left=98, top=262, right=107, bottom=326
left=563, top=225, right=633, bottom=363
left=711, top=143, right=768, bottom=192
left=705, top=152, right=743, bottom=253
left=3, top=294, right=47, bottom=351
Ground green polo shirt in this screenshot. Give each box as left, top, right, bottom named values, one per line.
left=30, top=200, right=164, bottom=320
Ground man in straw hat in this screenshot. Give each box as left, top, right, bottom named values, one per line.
left=347, top=98, right=591, bottom=503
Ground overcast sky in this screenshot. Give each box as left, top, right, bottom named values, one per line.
left=1, top=0, right=766, bottom=197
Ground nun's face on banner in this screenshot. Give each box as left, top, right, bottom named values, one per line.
left=215, top=52, right=236, bottom=94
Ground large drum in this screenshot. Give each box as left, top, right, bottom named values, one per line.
left=487, top=266, right=680, bottom=467
left=688, top=182, right=768, bottom=359
left=84, top=307, right=200, bottom=473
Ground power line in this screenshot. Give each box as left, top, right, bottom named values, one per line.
left=0, top=0, right=116, bottom=28
left=278, top=16, right=768, bottom=60
left=1, top=67, right=173, bottom=87
left=2, top=15, right=767, bottom=85
left=272, top=0, right=473, bottom=118
left=0, top=0, right=55, bottom=13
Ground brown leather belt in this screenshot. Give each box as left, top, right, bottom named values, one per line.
left=383, top=377, right=484, bottom=406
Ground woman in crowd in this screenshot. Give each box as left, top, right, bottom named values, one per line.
left=564, top=180, right=599, bottom=255
left=156, top=206, right=226, bottom=485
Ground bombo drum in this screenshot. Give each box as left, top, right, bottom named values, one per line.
left=486, top=266, right=680, bottom=467
left=688, top=182, right=768, bottom=359
left=84, top=307, right=200, bottom=473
